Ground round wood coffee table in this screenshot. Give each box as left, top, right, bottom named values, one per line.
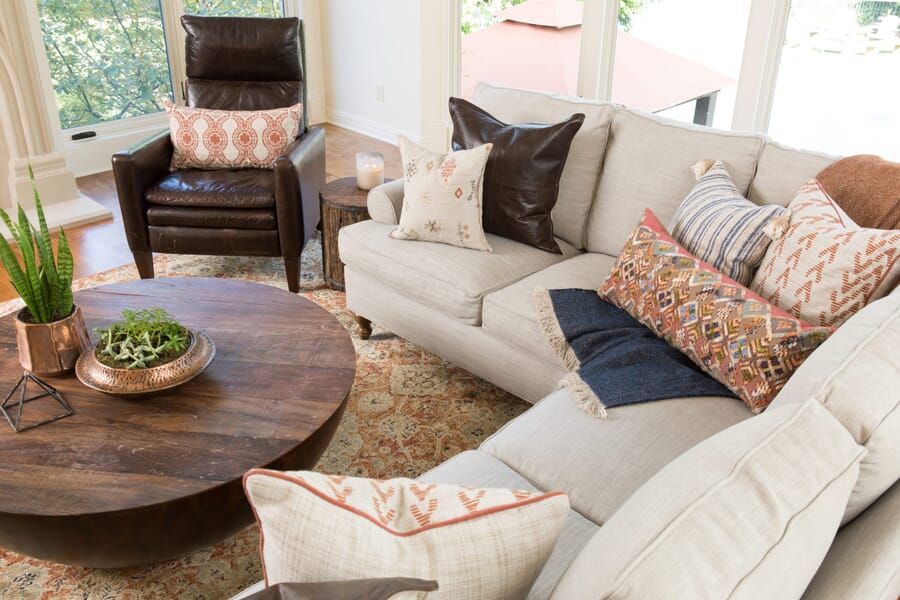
left=0, top=278, right=356, bottom=567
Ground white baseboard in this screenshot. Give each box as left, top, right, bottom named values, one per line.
left=2, top=195, right=111, bottom=242
left=325, top=106, right=418, bottom=146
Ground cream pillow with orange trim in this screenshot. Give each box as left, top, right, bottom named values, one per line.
left=243, top=469, right=569, bottom=599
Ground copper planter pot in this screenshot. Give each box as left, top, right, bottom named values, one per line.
left=15, top=306, right=92, bottom=377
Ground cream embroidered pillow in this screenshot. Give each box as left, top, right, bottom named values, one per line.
left=391, top=135, right=493, bottom=252
left=751, top=179, right=900, bottom=327
left=165, top=101, right=303, bottom=170
left=243, top=469, right=569, bottom=599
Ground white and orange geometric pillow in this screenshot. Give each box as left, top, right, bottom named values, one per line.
left=165, top=101, right=303, bottom=170
left=243, top=469, right=569, bottom=599
left=751, top=179, right=900, bottom=327
left=391, top=135, right=494, bottom=252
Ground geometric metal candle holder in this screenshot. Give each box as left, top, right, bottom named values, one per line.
left=0, top=372, right=74, bottom=433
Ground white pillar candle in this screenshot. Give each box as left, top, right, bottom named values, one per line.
left=356, top=152, right=385, bottom=190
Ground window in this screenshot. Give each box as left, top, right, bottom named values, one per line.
left=459, top=0, right=583, bottom=98
left=183, top=0, right=283, bottom=18
left=36, top=0, right=285, bottom=132
left=36, top=0, right=173, bottom=130
left=768, top=0, right=900, bottom=158
left=611, top=0, right=752, bottom=128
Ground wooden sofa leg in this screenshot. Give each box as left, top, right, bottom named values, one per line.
left=354, top=315, right=372, bottom=340
left=134, top=252, right=154, bottom=279
left=284, top=256, right=300, bottom=293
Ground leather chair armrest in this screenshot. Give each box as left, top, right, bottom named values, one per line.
left=111, top=129, right=173, bottom=253
left=367, top=179, right=405, bottom=225
left=274, top=125, right=326, bottom=257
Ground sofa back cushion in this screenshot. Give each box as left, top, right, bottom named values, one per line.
left=771, top=288, right=900, bottom=523
left=550, top=400, right=864, bottom=600
left=584, top=109, right=765, bottom=256
left=472, top=83, right=615, bottom=249
left=749, top=140, right=836, bottom=206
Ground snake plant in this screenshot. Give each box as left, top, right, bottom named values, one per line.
left=0, top=165, right=75, bottom=323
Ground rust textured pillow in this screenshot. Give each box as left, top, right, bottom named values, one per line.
left=165, top=101, right=302, bottom=170
left=599, top=209, right=833, bottom=413
left=450, top=97, right=584, bottom=253
left=815, top=154, right=900, bottom=230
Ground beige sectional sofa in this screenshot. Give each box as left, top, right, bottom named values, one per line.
left=336, top=83, right=900, bottom=598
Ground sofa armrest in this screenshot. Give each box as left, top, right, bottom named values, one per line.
left=111, top=129, right=173, bottom=253
left=274, top=125, right=326, bottom=255
left=367, top=179, right=405, bottom=225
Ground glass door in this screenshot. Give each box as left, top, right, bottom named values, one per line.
left=459, top=0, right=583, bottom=99
left=610, top=0, right=752, bottom=128
left=767, top=0, right=899, bottom=158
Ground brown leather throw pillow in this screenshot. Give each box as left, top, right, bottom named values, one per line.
left=450, top=97, right=585, bottom=253
left=815, top=154, right=900, bottom=230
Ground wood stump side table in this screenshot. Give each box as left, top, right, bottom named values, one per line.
left=320, top=177, right=391, bottom=290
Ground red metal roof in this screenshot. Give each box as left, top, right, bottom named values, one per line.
left=461, top=0, right=734, bottom=112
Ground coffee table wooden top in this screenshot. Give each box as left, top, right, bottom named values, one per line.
left=0, top=278, right=356, bottom=567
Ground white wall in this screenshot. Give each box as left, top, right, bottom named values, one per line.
left=320, top=0, right=422, bottom=144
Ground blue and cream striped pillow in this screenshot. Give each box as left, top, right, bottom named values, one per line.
left=669, top=160, right=791, bottom=286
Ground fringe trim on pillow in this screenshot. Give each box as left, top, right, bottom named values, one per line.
left=763, top=213, right=792, bottom=240
left=691, top=159, right=716, bottom=180
left=561, top=372, right=608, bottom=419
left=532, top=288, right=580, bottom=371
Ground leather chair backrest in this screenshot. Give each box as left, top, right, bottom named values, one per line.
left=181, top=15, right=307, bottom=129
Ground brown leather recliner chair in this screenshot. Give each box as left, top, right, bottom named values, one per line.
left=112, top=15, right=324, bottom=293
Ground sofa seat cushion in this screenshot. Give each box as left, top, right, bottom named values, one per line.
left=339, top=220, right=579, bottom=325
left=585, top=108, right=765, bottom=256
left=420, top=450, right=599, bottom=600
left=482, top=253, right=617, bottom=361
left=146, top=169, right=275, bottom=208
left=480, top=388, right=751, bottom=525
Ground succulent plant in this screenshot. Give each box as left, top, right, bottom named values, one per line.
left=0, top=165, right=75, bottom=323
left=94, top=307, right=190, bottom=369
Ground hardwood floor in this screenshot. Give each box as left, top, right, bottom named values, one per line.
left=0, top=123, right=401, bottom=302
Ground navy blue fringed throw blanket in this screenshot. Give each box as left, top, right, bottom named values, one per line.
left=534, top=288, right=736, bottom=418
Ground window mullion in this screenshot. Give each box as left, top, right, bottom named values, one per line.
left=161, top=0, right=187, bottom=104
left=731, top=0, right=792, bottom=132
left=578, top=0, right=619, bottom=100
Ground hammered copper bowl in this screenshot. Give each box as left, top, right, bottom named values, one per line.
left=74, top=330, right=215, bottom=396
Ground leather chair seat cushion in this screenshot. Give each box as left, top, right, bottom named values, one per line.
left=146, top=206, right=276, bottom=230
left=146, top=170, right=275, bottom=208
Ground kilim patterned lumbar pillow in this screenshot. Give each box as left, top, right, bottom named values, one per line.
left=243, top=469, right=569, bottom=599
left=669, top=159, right=791, bottom=286
left=751, top=179, right=900, bottom=327
left=599, top=209, right=832, bottom=413
left=165, top=101, right=303, bottom=170
left=391, top=135, right=494, bottom=252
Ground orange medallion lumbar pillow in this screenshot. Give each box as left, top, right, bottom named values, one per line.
left=165, top=101, right=303, bottom=170
left=243, top=469, right=569, bottom=599
left=599, top=209, right=832, bottom=413
left=751, top=179, right=900, bottom=327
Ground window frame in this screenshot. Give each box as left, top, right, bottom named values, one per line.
left=28, top=0, right=294, bottom=176
left=437, top=0, right=798, bottom=142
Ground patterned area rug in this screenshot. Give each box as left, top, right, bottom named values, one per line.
left=0, top=238, right=529, bottom=600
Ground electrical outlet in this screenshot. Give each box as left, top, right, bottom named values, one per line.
left=376, top=84, right=385, bottom=103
